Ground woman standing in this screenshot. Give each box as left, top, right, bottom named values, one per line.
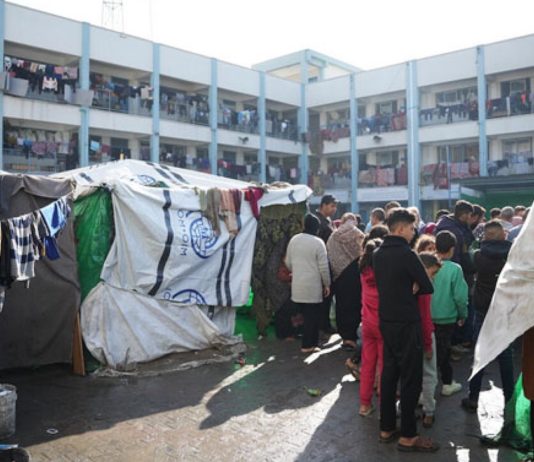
left=326, top=213, right=365, bottom=351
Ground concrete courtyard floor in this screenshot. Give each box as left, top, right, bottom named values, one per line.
left=0, top=316, right=526, bottom=462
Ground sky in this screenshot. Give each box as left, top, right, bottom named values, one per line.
left=8, top=0, right=534, bottom=70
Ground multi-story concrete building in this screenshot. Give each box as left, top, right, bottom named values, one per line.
left=2, top=2, right=534, bottom=220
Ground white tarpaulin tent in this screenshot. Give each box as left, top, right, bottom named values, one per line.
left=54, top=160, right=312, bottom=369
left=471, top=205, right=534, bottom=378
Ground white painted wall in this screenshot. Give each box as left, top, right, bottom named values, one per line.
left=90, top=27, right=152, bottom=72
left=323, top=65, right=350, bottom=80
left=4, top=96, right=81, bottom=126
left=159, top=120, right=211, bottom=143
left=486, top=35, right=534, bottom=75
left=5, top=4, right=82, bottom=57
left=218, top=62, right=259, bottom=96
left=160, top=46, right=211, bottom=85
left=307, top=76, right=350, bottom=107
left=265, top=75, right=300, bottom=106
left=487, top=114, right=534, bottom=137
left=418, top=48, right=477, bottom=87
left=356, top=64, right=406, bottom=98
left=419, top=122, right=478, bottom=144
left=90, top=111, right=152, bottom=135
left=265, top=137, right=302, bottom=155
left=357, top=186, right=408, bottom=202
left=218, top=130, right=260, bottom=150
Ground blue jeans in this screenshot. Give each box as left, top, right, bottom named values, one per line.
left=469, top=310, right=514, bottom=403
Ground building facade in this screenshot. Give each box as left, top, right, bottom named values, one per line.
left=2, top=2, right=534, bottom=220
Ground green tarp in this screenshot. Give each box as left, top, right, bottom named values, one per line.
left=74, top=189, right=113, bottom=301
left=483, top=375, right=533, bottom=460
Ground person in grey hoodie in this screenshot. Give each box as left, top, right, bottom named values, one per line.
left=285, top=214, right=331, bottom=353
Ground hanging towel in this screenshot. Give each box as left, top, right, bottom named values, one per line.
left=244, top=187, right=264, bottom=219
left=8, top=213, right=36, bottom=281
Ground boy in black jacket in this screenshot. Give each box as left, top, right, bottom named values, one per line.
left=373, top=208, right=439, bottom=453
left=462, top=220, right=514, bottom=412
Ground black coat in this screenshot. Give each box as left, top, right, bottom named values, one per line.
left=473, top=239, right=512, bottom=314
left=373, top=235, right=434, bottom=323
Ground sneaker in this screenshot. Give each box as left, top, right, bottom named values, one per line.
left=461, top=397, right=478, bottom=413
left=451, top=344, right=470, bottom=354
left=441, top=381, right=462, bottom=396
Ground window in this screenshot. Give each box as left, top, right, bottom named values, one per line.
left=196, top=147, right=208, bottom=159
left=222, top=100, right=236, bottom=109
left=436, top=87, right=477, bottom=105
left=438, top=144, right=479, bottom=163
left=222, top=150, right=236, bottom=163
left=501, top=79, right=530, bottom=97
left=375, top=100, right=397, bottom=115
left=503, top=139, right=532, bottom=156
left=363, top=150, right=401, bottom=167
left=244, top=154, right=256, bottom=164
left=358, top=105, right=366, bottom=118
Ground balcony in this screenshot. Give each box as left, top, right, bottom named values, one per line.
left=487, top=94, right=532, bottom=119
left=358, top=165, right=408, bottom=188
left=488, top=153, right=534, bottom=177
left=419, top=102, right=478, bottom=126
left=420, top=160, right=480, bottom=189
left=160, top=93, right=210, bottom=126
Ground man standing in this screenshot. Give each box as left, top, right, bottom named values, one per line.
left=499, top=206, right=515, bottom=232
left=285, top=214, right=331, bottom=354
left=462, top=220, right=514, bottom=412
left=508, top=207, right=529, bottom=242
left=316, top=194, right=338, bottom=334
left=435, top=200, right=476, bottom=347
left=373, top=208, right=439, bottom=452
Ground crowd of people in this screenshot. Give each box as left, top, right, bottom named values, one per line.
left=282, top=194, right=532, bottom=453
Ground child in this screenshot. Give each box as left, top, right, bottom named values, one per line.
left=432, top=231, right=468, bottom=397
left=358, top=238, right=384, bottom=417
left=416, top=234, right=436, bottom=254
left=417, top=252, right=442, bottom=428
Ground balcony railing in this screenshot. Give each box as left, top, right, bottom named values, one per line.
left=421, top=161, right=480, bottom=188
left=419, top=102, right=478, bottom=126
left=487, top=96, right=533, bottom=118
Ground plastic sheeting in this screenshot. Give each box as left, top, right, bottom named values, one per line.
left=74, top=189, right=113, bottom=301
left=82, top=282, right=239, bottom=369
left=472, top=204, right=534, bottom=378
left=52, top=159, right=313, bottom=207
left=101, top=180, right=257, bottom=307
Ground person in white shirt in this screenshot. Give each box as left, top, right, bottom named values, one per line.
left=285, top=214, right=331, bottom=354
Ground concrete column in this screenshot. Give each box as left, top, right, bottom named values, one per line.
left=406, top=60, right=421, bottom=209
left=349, top=73, right=359, bottom=212
left=258, top=71, right=267, bottom=183
left=209, top=58, right=218, bottom=175
left=299, top=51, right=309, bottom=185
left=151, top=43, right=160, bottom=163
left=79, top=22, right=90, bottom=167
left=477, top=45, right=488, bottom=177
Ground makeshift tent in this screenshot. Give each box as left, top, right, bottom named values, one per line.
left=53, top=160, right=312, bottom=369
left=471, top=201, right=534, bottom=457
left=0, top=173, right=80, bottom=370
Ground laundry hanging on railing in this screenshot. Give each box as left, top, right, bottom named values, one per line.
left=0, top=195, right=71, bottom=312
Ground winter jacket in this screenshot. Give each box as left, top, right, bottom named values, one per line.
left=373, top=235, right=434, bottom=323
left=435, top=215, right=476, bottom=285
left=285, top=233, right=331, bottom=304
left=473, top=239, right=512, bottom=314
left=431, top=259, right=468, bottom=324
left=418, top=294, right=434, bottom=353
left=315, top=210, right=334, bottom=245
left=327, top=221, right=364, bottom=281
left=361, top=267, right=379, bottom=326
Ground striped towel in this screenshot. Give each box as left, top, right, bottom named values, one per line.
left=8, top=213, right=36, bottom=281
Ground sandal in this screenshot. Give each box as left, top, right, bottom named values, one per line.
left=345, top=358, right=360, bottom=380
left=422, top=414, right=434, bottom=428
left=379, top=429, right=400, bottom=443
left=359, top=405, right=375, bottom=417
left=301, top=347, right=321, bottom=354
left=397, top=436, right=440, bottom=453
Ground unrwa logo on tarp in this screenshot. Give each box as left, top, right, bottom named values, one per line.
left=163, top=289, right=207, bottom=305
left=187, top=211, right=219, bottom=259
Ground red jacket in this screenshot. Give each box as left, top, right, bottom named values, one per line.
left=361, top=267, right=379, bottom=325
left=418, top=294, right=434, bottom=353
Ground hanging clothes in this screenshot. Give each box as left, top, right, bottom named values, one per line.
left=244, top=187, right=264, bottom=219
left=39, top=196, right=71, bottom=260
left=8, top=213, right=37, bottom=281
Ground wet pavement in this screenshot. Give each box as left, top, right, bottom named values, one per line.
left=0, top=319, right=523, bottom=462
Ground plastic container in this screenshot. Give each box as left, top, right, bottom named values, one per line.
left=0, top=384, right=17, bottom=439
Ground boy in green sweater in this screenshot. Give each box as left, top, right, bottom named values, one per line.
left=432, top=231, right=468, bottom=396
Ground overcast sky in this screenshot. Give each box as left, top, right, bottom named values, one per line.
left=9, top=0, right=534, bottom=70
